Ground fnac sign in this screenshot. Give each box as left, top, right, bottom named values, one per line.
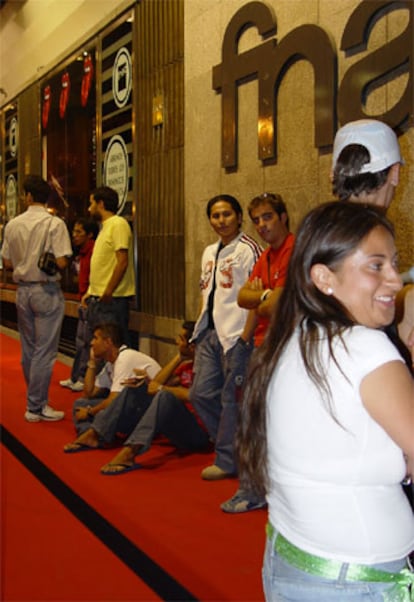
left=212, top=0, right=412, bottom=169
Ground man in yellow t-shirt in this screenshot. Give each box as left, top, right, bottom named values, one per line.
left=82, top=186, right=135, bottom=346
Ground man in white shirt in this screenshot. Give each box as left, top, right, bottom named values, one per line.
left=63, top=322, right=160, bottom=446
left=2, top=174, right=72, bottom=422
left=190, top=195, right=261, bottom=480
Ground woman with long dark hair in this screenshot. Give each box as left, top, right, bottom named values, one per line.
left=238, top=201, right=414, bottom=601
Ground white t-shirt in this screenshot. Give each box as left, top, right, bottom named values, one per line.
left=2, top=205, right=72, bottom=282
left=266, top=326, right=414, bottom=563
left=95, top=346, right=161, bottom=393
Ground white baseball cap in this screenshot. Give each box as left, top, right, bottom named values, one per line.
left=332, top=119, right=403, bottom=174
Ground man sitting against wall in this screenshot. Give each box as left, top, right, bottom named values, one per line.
left=63, top=321, right=160, bottom=446
left=63, top=321, right=210, bottom=473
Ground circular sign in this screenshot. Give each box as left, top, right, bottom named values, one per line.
left=9, top=117, right=18, bottom=158
left=112, top=47, right=132, bottom=108
left=103, top=135, right=129, bottom=213
left=6, top=174, right=17, bottom=218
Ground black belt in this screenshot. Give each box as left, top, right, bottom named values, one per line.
left=18, top=281, right=55, bottom=286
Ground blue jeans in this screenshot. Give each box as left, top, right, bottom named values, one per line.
left=72, top=395, right=109, bottom=435
left=190, top=330, right=252, bottom=473
left=90, top=386, right=152, bottom=443
left=91, top=388, right=209, bottom=455
left=86, top=296, right=132, bottom=346
left=16, top=282, right=65, bottom=413
left=71, top=305, right=92, bottom=382
left=125, top=389, right=210, bottom=453
left=263, top=529, right=409, bottom=601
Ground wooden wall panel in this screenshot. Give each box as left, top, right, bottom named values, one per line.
left=135, top=0, right=184, bottom=319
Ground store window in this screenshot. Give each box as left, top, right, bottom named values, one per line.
left=41, top=50, right=96, bottom=222
left=40, top=50, right=96, bottom=294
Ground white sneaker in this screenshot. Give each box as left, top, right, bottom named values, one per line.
left=25, top=404, right=65, bottom=422
left=24, top=410, right=42, bottom=422
left=60, top=378, right=75, bottom=389
left=70, top=380, right=84, bottom=392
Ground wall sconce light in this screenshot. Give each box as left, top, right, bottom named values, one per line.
left=152, top=94, right=164, bottom=127
left=258, top=116, right=274, bottom=158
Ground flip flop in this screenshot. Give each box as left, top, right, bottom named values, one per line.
left=100, top=462, right=141, bottom=476
left=63, top=442, right=97, bottom=454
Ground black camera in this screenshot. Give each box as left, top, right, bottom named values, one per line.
left=38, top=251, right=58, bottom=276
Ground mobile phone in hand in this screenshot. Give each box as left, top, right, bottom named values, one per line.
left=120, top=376, right=146, bottom=387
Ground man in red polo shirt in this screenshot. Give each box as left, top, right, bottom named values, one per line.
left=60, top=218, right=99, bottom=391
left=238, top=193, right=295, bottom=347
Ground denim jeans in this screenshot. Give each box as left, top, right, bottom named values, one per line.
left=190, top=330, right=252, bottom=473
left=71, top=305, right=92, bottom=382
left=263, top=529, right=409, bottom=601
left=90, top=385, right=152, bottom=443
left=16, top=282, right=65, bottom=413
left=72, top=395, right=109, bottom=435
left=125, top=389, right=210, bottom=453
left=86, top=296, right=132, bottom=347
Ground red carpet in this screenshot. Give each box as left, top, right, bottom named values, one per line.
left=0, top=331, right=266, bottom=601
left=1, top=446, right=160, bottom=601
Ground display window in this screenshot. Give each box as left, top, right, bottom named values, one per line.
left=41, top=50, right=97, bottom=223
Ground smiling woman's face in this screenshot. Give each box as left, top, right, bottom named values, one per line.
left=328, top=225, right=402, bottom=329
left=209, top=201, right=241, bottom=245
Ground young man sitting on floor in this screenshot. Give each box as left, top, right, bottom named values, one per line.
left=64, top=321, right=161, bottom=445
left=63, top=321, right=211, bottom=474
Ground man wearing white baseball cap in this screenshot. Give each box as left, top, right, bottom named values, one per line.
left=332, top=119, right=413, bottom=509
left=332, top=118, right=404, bottom=209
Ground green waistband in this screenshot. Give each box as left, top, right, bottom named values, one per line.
left=266, top=523, right=414, bottom=602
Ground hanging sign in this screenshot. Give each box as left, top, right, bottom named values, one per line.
left=42, top=85, right=52, bottom=130
left=6, top=174, right=17, bottom=218
left=9, top=117, right=18, bottom=158
left=112, top=47, right=132, bottom=108
left=59, top=71, right=71, bottom=119
left=81, top=54, right=94, bottom=107
left=103, top=134, right=129, bottom=213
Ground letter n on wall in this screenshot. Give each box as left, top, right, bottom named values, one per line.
left=212, top=1, right=336, bottom=171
